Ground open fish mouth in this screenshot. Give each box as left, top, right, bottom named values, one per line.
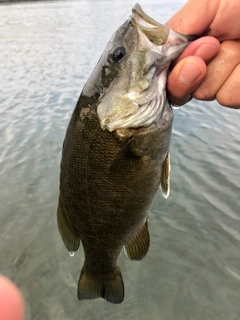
left=97, top=3, right=190, bottom=132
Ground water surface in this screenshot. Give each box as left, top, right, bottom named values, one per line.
left=0, top=1, right=240, bottom=319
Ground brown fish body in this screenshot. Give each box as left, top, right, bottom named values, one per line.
left=58, top=92, right=173, bottom=302
left=57, top=4, right=192, bottom=304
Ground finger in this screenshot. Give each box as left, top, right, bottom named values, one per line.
left=167, top=37, right=220, bottom=106
left=193, top=41, right=240, bottom=103
left=167, top=0, right=240, bottom=42
left=166, top=0, right=220, bottom=35
left=216, top=63, right=240, bottom=108
left=0, top=275, right=24, bottom=320
left=167, top=56, right=206, bottom=106
left=174, top=36, right=220, bottom=65
left=206, top=2, right=240, bottom=41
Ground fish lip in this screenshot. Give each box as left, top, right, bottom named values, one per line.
left=132, top=3, right=167, bottom=29
left=131, top=3, right=170, bottom=45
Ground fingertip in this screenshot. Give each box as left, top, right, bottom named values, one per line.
left=178, top=60, right=205, bottom=85
left=177, top=37, right=220, bottom=63
left=191, top=37, right=220, bottom=63
left=0, top=275, right=24, bottom=320
left=167, top=56, right=206, bottom=105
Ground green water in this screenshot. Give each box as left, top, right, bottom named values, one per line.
left=0, top=1, right=240, bottom=319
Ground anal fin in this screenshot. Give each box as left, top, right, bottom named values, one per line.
left=160, top=152, right=170, bottom=199
left=124, top=219, right=150, bottom=261
left=78, top=265, right=124, bottom=304
left=57, top=198, right=80, bottom=253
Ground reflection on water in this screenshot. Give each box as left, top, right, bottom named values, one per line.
left=0, top=1, right=240, bottom=319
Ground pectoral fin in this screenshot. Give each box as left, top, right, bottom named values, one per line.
left=57, top=199, right=80, bottom=253
left=160, top=152, right=170, bottom=199
left=109, top=138, right=144, bottom=175
left=124, top=219, right=150, bottom=261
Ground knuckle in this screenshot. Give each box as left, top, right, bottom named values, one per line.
left=193, top=86, right=215, bottom=101
left=220, top=40, right=240, bottom=59
left=216, top=91, right=240, bottom=109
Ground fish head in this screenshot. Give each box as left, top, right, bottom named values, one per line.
left=96, top=3, right=193, bottom=131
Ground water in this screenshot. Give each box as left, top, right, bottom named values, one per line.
left=0, top=1, right=240, bottom=319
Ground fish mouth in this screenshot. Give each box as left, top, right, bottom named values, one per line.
left=97, top=4, right=191, bottom=132
left=131, top=3, right=170, bottom=46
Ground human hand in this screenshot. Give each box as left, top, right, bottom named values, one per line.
left=167, top=0, right=240, bottom=109
left=0, top=275, right=24, bottom=320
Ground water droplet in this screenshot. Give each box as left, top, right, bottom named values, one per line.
left=172, top=104, right=180, bottom=110
left=69, top=251, right=75, bottom=257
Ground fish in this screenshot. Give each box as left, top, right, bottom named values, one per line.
left=57, top=3, right=193, bottom=304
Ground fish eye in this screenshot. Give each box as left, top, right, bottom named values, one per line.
left=111, top=46, right=126, bottom=63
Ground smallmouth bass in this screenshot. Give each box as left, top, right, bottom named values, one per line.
left=57, top=3, right=193, bottom=304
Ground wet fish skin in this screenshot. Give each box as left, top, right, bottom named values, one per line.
left=57, top=3, right=192, bottom=304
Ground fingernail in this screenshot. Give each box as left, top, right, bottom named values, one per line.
left=194, top=44, right=218, bottom=61
left=179, top=64, right=201, bottom=85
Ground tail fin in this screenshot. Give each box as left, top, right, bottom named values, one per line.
left=77, top=265, right=124, bottom=304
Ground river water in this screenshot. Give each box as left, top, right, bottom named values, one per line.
left=0, top=1, right=240, bottom=319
